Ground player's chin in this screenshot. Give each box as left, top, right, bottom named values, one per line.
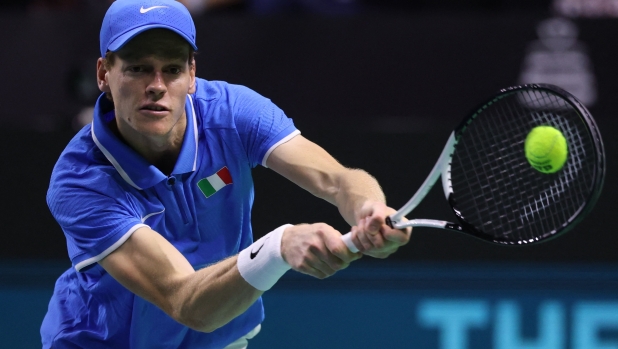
left=134, top=120, right=175, bottom=136
left=137, top=127, right=172, bottom=138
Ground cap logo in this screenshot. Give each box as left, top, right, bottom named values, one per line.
left=139, top=5, right=169, bottom=13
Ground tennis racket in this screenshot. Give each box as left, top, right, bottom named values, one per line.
left=342, top=83, right=605, bottom=250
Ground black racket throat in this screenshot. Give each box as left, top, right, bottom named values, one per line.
left=447, top=193, right=517, bottom=245
left=386, top=214, right=465, bottom=234
left=385, top=216, right=394, bottom=229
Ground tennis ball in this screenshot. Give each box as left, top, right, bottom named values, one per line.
left=524, top=126, right=568, bottom=174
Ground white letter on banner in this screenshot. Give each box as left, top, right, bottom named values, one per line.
left=494, top=301, right=565, bottom=349
left=573, top=302, right=618, bottom=349
left=418, top=300, right=489, bottom=349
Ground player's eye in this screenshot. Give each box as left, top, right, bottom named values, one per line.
left=167, top=66, right=182, bottom=75
left=124, top=65, right=147, bottom=74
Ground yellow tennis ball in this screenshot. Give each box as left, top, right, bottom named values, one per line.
left=525, top=126, right=568, bottom=173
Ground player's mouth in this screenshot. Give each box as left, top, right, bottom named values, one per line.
left=139, top=104, right=170, bottom=117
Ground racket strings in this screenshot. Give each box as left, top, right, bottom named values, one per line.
left=456, top=101, right=542, bottom=241
left=449, top=89, right=597, bottom=243
left=490, top=92, right=588, bottom=239
left=462, top=106, right=527, bottom=226
left=514, top=92, right=581, bottom=240
left=525, top=109, right=592, bottom=224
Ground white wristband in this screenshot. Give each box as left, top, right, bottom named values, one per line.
left=237, top=224, right=292, bottom=291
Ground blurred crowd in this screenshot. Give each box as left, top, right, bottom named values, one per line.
left=1, top=0, right=551, bottom=15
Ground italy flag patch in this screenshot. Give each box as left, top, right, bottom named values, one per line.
left=197, top=167, right=233, bottom=198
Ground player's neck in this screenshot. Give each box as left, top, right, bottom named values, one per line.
left=111, top=115, right=186, bottom=175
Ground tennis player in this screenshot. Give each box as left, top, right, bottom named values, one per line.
left=40, top=0, right=410, bottom=348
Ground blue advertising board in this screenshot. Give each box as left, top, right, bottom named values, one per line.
left=252, top=261, right=618, bottom=349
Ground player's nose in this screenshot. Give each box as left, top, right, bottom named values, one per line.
left=146, top=72, right=167, bottom=98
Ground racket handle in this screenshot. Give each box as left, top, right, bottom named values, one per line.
left=341, top=232, right=360, bottom=253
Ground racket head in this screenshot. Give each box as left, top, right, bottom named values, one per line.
left=445, top=84, right=605, bottom=245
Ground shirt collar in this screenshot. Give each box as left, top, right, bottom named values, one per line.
left=91, top=94, right=199, bottom=190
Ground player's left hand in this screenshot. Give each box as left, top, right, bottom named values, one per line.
left=349, top=201, right=411, bottom=258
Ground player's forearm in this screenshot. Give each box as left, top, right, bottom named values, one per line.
left=330, top=168, right=386, bottom=226
left=101, top=228, right=263, bottom=333
left=172, top=256, right=263, bottom=333
left=173, top=223, right=292, bottom=332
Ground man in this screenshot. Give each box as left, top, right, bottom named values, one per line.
left=41, top=0, right=410, bottom=348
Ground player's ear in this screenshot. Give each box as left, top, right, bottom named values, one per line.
left=188, top=58, right=196, bottom=94
left=96, top=57, right=111, bottom=93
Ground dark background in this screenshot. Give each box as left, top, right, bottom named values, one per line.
left=1, top=2, right=617, bottom=348
left=0, top=1, right=615, bottom=265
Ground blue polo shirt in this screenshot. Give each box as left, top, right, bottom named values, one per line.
left=41, top=78, right=299, bottom=349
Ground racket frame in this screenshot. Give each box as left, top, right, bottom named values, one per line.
left=386, top=132, right=462, bottom=232
left=342, top=83, right=605, bottom=252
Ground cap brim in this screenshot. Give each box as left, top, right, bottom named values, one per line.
left=106, top=24, right=198, bottom=53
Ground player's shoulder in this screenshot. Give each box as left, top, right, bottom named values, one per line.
left=49, top=125, right=119, bottom=194
left=191, top=78, right=273, bottom=129
left=193, top=78, right=265, bottom=102
left=192, top=78, right=272, bottom=114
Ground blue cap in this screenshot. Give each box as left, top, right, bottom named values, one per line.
left=100, top=0, right=198, bottom=57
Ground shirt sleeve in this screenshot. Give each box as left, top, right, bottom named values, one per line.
left=47, top=169, right=146, bottom=272
left=230, top=85, right=300, bottom=168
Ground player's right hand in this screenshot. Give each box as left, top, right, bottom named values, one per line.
left=349, top=201, right=411, bottom=259
left=280, top=223, right=362, bottom=279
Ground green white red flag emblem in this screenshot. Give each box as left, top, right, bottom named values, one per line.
left=197, top=167, right=233, bottom=198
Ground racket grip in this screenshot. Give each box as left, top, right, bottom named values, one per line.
left=341, top=232, right=360, bottom=253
